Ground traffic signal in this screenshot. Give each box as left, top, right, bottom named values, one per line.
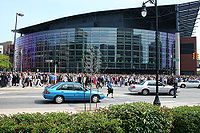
left=197, top=53, right=199, bottom=59
left=193, top=52, right=196, bottom=59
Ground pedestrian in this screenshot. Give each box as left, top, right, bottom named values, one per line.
left=16, top=73, right=20, bottom=86
left=107, top=81, right=114, bottom=98
left=94, top=76, right=97, bottom=86
left=119, top=77, right=123, bottom=87
left=173, top=77, right=178, bottom=98
left=114, top=76, right=118, bottom=87
left=21, top=73, right=26, bottom=88
left=12, top=73, right=17, bottom=86
left=8, top=73, right=12, bottom=87
left=0, top=73, right=6, bottom=87
left=28, top=73, right=32, bottom=87
left=96, top=76, right=102, bottom=89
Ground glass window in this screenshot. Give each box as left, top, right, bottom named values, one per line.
left=148, top=82, right=156, bottom=86
left=125, top=45, right=131, bottom=50
left=181, top=43, right=194, bottom=54
left=74, top=84, right=83, bottom=91
left=117, top=45, right=124, bottom=50
left=58, top=84, right=74, bottom=90
left=108, top=51, right=115, bottom=56
left=50, top=83, right=62, bottom=89
left=158, top=82, right=164, bottom=86
left=15, top=27, right=175, bottom=73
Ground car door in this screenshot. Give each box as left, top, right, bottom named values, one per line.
left=147, top=82, right=156, bottom=93
left=186, top=81, right=195, bottom=88
left=192, top=81, right=199, bottom=88
left=159, top=82, right=169, bottom=93
left=56, top=84, right=75, bottom=101
left=196, top=81, right=200, bottom=87
left=73, top=84, right=85, bottom=100
left=147, top=82, right=166, bottom=93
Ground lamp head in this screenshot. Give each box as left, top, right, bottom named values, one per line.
left=17, top=13, right=24, bottom=17
left=141, top=2, right=147, bottom=17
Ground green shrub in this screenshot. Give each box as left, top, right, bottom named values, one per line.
left=0, top=114, right=18, bottom=132
left=0, top=112, right=73, bottom=133
left=0, top=102, right=174, bottom=133
left=96, top=102, right=173, bottom=133
left=172, top=105, right=200, bottom=133
left=68, top=112, right=123, bottom=132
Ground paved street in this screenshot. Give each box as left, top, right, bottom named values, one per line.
left=0, top=85, right=200, bottom=115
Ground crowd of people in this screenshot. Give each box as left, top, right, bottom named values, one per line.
left=0, top=71, right=199, bottom=89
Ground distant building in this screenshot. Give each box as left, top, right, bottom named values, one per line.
left=15, top=1, right=200, bottom=74
left=197, top=59, right=200, bottom=67
left=0, top=41, right=14, bottom=64
left=197, top=59, right=200, bottom=73
left=0, top=45, right=3, bottom=54
left=180, top=37, right=197, bottom=75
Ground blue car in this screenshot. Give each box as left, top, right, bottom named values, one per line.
left=43, top=82, right=105, bottom=104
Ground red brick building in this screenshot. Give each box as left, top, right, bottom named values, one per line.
left=180, top=37, right=197, bottom=75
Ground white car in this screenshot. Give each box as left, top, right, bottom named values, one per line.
left=178, top=80, right=200, bottom=88
left=128, top=80, right=179, bottom=95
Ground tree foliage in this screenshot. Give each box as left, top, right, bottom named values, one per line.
left=0, top=54, right=12, bottom=71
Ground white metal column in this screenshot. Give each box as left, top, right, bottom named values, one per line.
left=175, top=33, right=180, bottom=75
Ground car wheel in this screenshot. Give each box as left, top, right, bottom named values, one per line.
left=54, top=96, right=64, bottom=104
left=91, top=95, right=99, bottom=103
left=142, top=89, right=149, bottom=95
left=169, top=89, right=174, bottom=96
left=180, top=84, right=186, bottom=88
left=198, top=85, right=200, bottom=88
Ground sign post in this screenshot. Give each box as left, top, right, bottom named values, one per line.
left=173, top=58, right=179, bottom=62
left=45, top=60, right=53, bottom=73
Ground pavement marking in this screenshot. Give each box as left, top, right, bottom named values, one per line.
left=161, top=101, right=176, bottom=103
left=0, top=96, right=42, bottom=99
left=0, top=107, right=78, bottom=115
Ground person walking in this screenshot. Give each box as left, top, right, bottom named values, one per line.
left=21, top=73, right=26, bottom=88
left=173, top=77, right=178, bottom=98
left=28, top=73, right=32, bottom=87
left=12, top=73, right=17, bottom=86
left=114, top=76, right=118, bottom=87
left=107, top=81, right=114, bottom=98
left=8, top=73, right=12, bottom=87
left=1, top=73, right=7, bottom=87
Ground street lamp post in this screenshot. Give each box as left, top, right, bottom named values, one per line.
left=13, top=13, right=24, bottom=72
left=141, top=0, right=161, bottom=106
left=20, top=49, right=23, bottom=72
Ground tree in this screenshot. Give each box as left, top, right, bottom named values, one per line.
left=0, top=54, right=13, bottom=71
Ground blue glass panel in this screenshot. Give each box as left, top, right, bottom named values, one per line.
left=15, top=27, right=175, bottom=73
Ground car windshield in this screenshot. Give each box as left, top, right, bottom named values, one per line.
left=49, top=83, right=62, bottom=89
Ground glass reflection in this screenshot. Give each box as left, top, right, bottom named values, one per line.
left=15, top=28, right=175, bottom=73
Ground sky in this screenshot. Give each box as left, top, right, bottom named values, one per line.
left=0, top=0, right=199, bottom=50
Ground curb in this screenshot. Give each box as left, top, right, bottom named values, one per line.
left=0, top=86, right=44, bottom=91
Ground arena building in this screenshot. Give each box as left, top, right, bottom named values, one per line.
left=15, top=1, right=200, bottom=74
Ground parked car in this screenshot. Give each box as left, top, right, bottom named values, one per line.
left=43, top=82, right=105, bottom=103
left=128, top=80, right=180, bottom=95
left=178, top=80, right=200, bottom=88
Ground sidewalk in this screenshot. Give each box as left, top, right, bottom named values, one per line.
left=0, top=86, right=44, bottom=91
left=0, top=108, right=78, bottom=115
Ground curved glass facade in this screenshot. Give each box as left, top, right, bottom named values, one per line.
left=15, top=28, right=175, bottom=74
